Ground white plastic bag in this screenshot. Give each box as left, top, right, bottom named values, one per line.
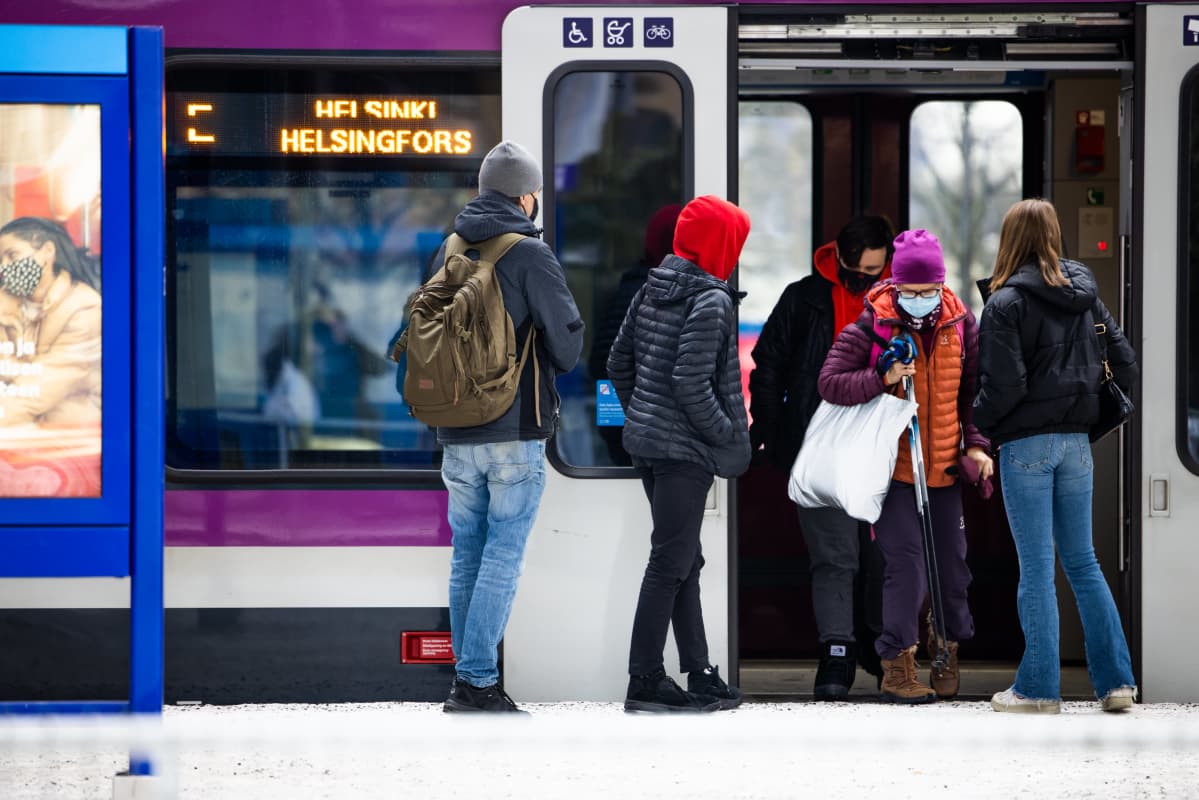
left=788, top=392, right=918, bottom=524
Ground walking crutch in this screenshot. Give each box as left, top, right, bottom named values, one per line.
left=898, top=333, right=951, bottom=672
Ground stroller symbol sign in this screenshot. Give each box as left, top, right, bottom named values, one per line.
left=563, top=18, right=593, bottom=48
left=604, top=18, right=633, bottom=47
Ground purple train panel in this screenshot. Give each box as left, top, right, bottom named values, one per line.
left=165, top=489, right=452, bottom=547
left=10, top=0, right=1117, bottom=52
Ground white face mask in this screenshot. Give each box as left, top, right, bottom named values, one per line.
left=0, top=256, right=43, bottom=298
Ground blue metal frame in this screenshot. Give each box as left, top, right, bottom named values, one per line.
left=0, top=26, right=164, bottom=736
left=0, top=74, right=132, bottom=526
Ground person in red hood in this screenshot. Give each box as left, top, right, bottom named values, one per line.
left=607, top=195, right=751, bottom=712
left=748, top=216, right=894, bottom=699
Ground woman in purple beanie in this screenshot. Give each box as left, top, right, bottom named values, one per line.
left=817, top=229, right=993, bottom=704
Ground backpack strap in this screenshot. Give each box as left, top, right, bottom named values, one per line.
left=450, top=232, right=526, bottom=265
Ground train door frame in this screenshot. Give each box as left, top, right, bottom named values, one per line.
left=1134, top=3, right=1199, bottom=703
left=735, top=6, right=1138, bottom=689
left=500, top=4, right=740, bottom=701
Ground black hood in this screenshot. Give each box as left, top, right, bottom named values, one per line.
left=985, top=258, right=1098, bottom=312
left=644, top=254, right=739, bottom=306
left=453, top=190, right=539, bottom=242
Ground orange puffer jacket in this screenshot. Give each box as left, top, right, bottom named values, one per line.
left=870, top=285, right=966, bottom=488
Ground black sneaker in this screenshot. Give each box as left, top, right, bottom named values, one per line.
left=687, top=665, right=742, bottom=710
left=443, top=678, right=528, bottom=714
left=814, top=640, right=857, bottom=701
left=625, top=669, right=720, bottom=713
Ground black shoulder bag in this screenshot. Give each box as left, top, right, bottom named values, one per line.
left=1090, top=312, right=1134, bottom=444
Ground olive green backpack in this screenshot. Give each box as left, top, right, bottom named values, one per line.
left=392, top=232, right=539, bottom=428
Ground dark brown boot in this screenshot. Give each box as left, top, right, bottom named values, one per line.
left=880, top=645, right=936, bottom=704
left=925, top=613, right=960, bottom=699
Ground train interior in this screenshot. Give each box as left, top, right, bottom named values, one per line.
left=732, top=14, right=1134, bottom=699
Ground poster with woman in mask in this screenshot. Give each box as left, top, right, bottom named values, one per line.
left=0, top=104, right=103, bottom=498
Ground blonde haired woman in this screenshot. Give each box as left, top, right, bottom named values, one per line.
left=973, top=198, right=1137, bottom=713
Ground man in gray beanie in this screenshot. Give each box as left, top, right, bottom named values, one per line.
left=424, top=140, right=583, bottom=713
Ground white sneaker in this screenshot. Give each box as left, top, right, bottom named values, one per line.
left=990, top=687, right=1061, bottom=714
left=1100, top=686, right=1136, bottom=712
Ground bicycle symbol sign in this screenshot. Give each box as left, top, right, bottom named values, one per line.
left=563, top=18, right=592, bottom=48
left=644, top=17, right=674, bottom=48
left=603, top=18, right=633, bottom=47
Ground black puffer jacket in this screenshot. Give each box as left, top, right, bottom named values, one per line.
left=973, top=259, right=1137, bottom=446
left=606, top=255, right=751, bottom=478
left=748, top=275, right=835, bottom=471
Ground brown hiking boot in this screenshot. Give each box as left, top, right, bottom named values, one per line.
left=880, top=645, right=936, bottom=704
left=925, top=615, right=960, bottom=699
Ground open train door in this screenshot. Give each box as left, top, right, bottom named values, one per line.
left=1137, top=4, right=1199, bottom=702
left=501, top=5, right=737, bottom=700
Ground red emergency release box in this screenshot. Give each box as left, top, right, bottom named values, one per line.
left=400, top=631, right=456, bottom=664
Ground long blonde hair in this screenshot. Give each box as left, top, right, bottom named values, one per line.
left=989, top=198, right=1070, bottom=294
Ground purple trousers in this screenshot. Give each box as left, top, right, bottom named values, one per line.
left=873, top=480, right=975, bottom=660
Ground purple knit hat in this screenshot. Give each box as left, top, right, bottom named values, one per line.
left=890, top=229, right=946, bottom=284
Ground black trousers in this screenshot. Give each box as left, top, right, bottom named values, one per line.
left=628, top=459, right=714, bottom=676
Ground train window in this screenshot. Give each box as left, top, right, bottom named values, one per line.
left=1182, top=73, right=1199, bottom=471
left=548, top=69, right=689, bottom=470
left=738, top=101, right=814, bottom=413
left=908, top=100, right=1023, bottom=319
left=165, top=66, right=501, bottom=471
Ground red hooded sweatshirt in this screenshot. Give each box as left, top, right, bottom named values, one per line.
left=672, top=195, right=751, bottom=281
left=813, top=240, right=892, bottom=335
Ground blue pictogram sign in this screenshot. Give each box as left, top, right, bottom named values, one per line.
left=603, top=18, right=634, bottom=48
left=644, top=18, right=674, bottom=48
left=1186, top=16, right=1199, bottom=46
left=564, top=18, right=593, bottom=48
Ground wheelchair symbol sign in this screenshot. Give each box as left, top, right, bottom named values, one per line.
left=604, top=18, right=633, bottom=47
left=564, top=18, right=592, bottom=48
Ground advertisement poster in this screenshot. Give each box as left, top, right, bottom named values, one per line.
left=0, top=103, right=103, bottom=497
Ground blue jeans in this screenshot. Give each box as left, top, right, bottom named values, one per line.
left=442, top=439, right=546, bottom=687
left=1000, top=432, right=1135, bottom=701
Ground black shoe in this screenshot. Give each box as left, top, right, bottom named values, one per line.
left=814, top=640, right=857, bottom=701
left=687, top=665, right=742, bottom=710
left=443, top=678, right=528, bottom=714
left=625, top=669, right=720, bottom=713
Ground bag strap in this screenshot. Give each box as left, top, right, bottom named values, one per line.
left=447, top=232, right=526, bottom=265
left=1091, top=301, right=1114, bottom=383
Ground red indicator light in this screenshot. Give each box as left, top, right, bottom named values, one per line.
left=400, top=631, right=456, bottom=664
left=1098, top=241, right=1108, bottom=252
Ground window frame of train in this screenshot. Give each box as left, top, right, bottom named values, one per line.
left=1178, top=62, right=1199, bottom=475
left=541, top=62, right=694, bottom=476
left=162, top=56, right=501, bottom=483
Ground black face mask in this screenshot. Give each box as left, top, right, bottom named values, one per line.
left=838, top=265, right=877, bottom=295
left=529, top=196, right=539, bottom=223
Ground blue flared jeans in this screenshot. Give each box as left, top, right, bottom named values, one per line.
left=999, top=432, right=1135, bottom=701
left=442, top=439, right=546, bottom=688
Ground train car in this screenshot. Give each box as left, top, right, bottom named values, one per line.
left=1, top=1, right=1197, bottom=704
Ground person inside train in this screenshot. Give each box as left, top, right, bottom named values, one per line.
left=748, top=215, right=894, bottom=700
left=431, top=141, right=585, bottom=713
left=973, top=198, right=1138, bottom=714
left=587, top=203, right=683, bottom=466
left=607, top=194, right=751, bottom=713
left=817, top=228, right=992, bottom=704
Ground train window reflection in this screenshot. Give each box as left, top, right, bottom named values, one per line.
left=549, top=70, right=688, bottom=469
left=909, top=100, right=1023, bottom=320
left=1182, top=76, right=1199, bottom=470
left=169, top=176, right=477, bottom=470
left=738, top=101, right=813, bottom=416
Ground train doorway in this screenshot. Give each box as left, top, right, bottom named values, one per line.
left=732, top=9, right=1136, bottom=699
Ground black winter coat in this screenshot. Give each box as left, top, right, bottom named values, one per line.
left=973, top=259, right=1137, bottom=446
left=607, top=255, right=752, bottom=478
left=748, top=275, right=836, bottom=470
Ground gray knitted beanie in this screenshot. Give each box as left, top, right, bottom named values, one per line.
left=478, top=140, right=542, bottom=197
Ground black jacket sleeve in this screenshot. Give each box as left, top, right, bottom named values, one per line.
left=973, top=294, right=1028, bottom=436
left=673, top=289, right=736, bottom=446
left=522, top=239, right=585, bottom=374
left=606, top=286, right=643, bottom=411
left=748, top=283, right=802, bottom=448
